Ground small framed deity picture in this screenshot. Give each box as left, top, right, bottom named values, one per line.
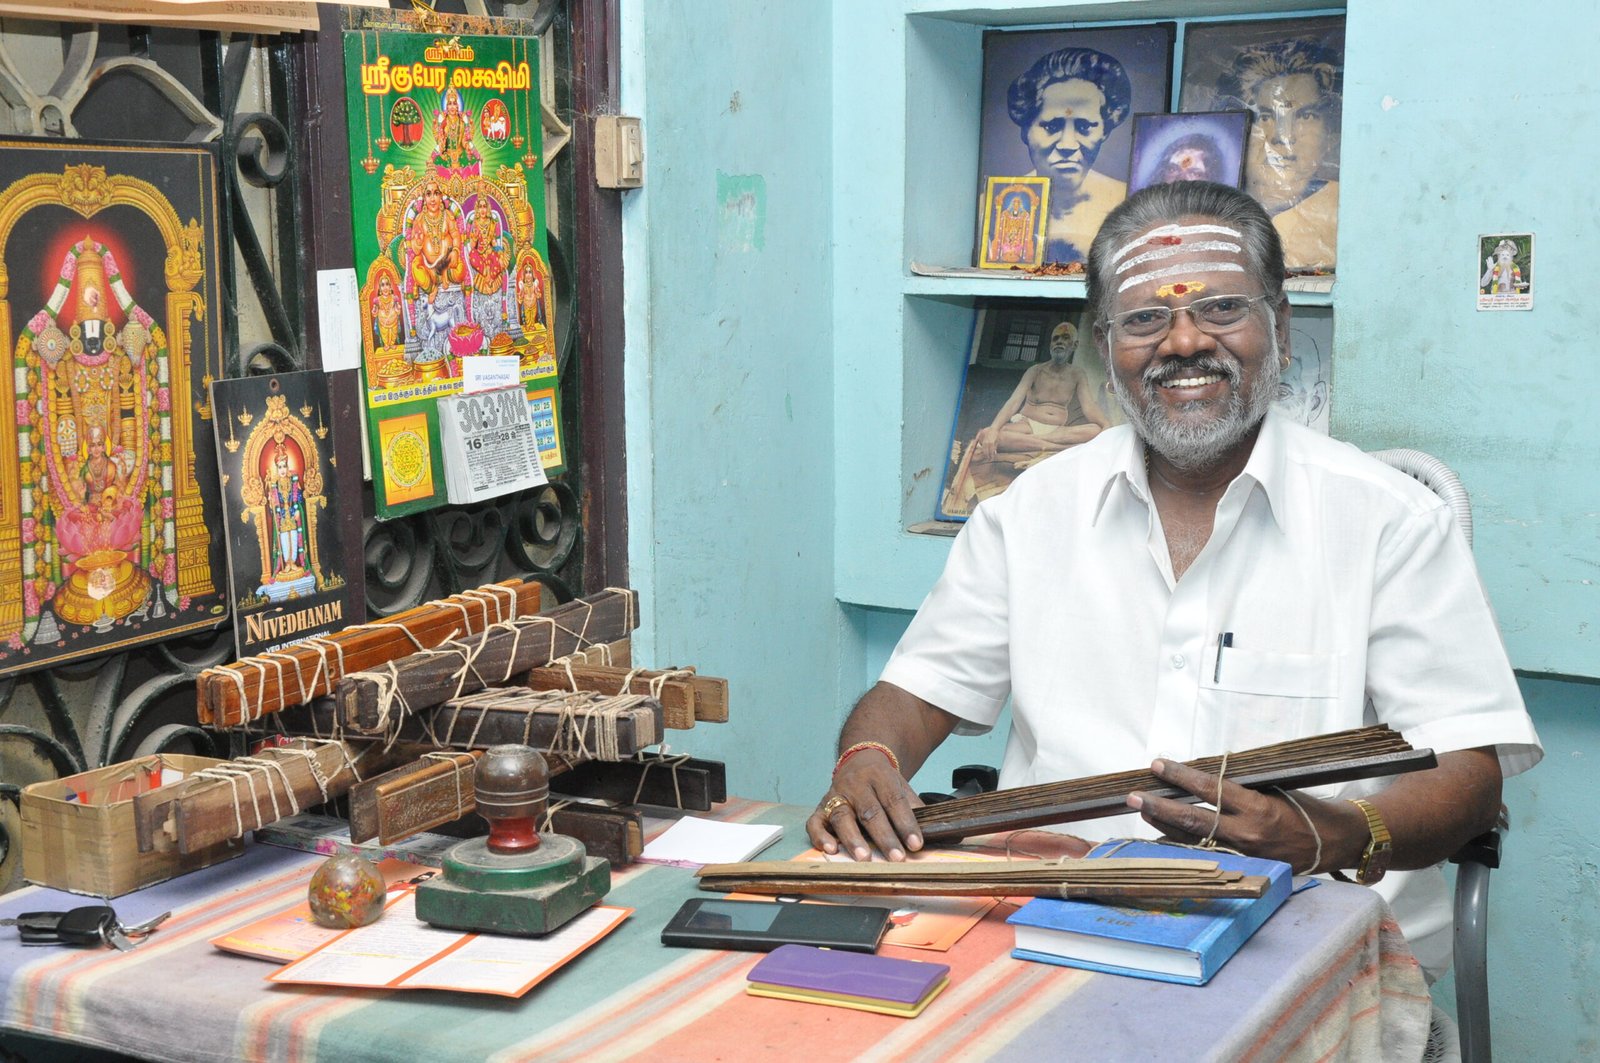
left=1477, top=233, right=1533, bottom=311
left=1127, top=111, right=1249, bottom=195
left=978, top=176, right=1050, bottom=269
left=979, top=23, right=1175, bottom=267
left=1179, top=15, right=1345, bottom=272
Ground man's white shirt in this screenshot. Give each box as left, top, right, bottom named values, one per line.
left=882, top=410, right=1542, bottom=979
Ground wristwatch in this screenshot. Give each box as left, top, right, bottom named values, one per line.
left=1348, top=798, right=1393, bottom=885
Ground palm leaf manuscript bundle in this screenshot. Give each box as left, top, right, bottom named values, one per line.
left=913, top=726, right=1435, bottom=842
left=696, top=858, right=1270, bottom=901
left=133, top=738, right=385, bottom=855
left=196, top=579, right=546, bottom=727
left=282, top=687, right=664, bottom=756
left=182, top=583, right=735, bottom=862
left=333, top=588, right=644, bottom=734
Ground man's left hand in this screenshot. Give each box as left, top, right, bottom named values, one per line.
left=1127, top=759, right=1362, bottom=875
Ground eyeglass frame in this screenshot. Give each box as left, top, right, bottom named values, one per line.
left=1102, top=293, right=1276, bottom=344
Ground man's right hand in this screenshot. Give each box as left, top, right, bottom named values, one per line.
left=806, top=749, right=925, bottom=862
left=808, top=682, right=960, bottom=862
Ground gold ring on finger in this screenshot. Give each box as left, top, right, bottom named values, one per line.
left=820, top=794, right=851, bottom=821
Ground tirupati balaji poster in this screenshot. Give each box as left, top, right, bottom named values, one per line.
left=210, top=372, right=359, bottom=658
left=0, top=139, right=228, bottom=675
left=343, top=30, right=565, bottom=518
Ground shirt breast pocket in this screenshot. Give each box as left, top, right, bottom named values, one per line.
left=1195, top=649, right=1344, bottom=753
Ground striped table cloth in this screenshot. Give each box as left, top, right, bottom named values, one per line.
left=0, top=798, right=1431, bottom=1062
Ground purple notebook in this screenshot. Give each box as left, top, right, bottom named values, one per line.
left=747, top=944, right=949, bottom=1005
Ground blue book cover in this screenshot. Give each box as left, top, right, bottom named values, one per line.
left=1006, top=840, right=1294, bottom=986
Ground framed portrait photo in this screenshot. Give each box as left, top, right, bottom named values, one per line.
left=978, top=23, right=1175, bottom=268
left=937, top=299, right=1120, bottom=521
left=1179, top=15, right=1346, bottom=272
left=1128, top=111, right=1249, bottom=195
left=978, top=176, right=1051, bottom=269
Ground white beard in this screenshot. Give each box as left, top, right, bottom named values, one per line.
left=1111, top=329, right=1282, bottom=472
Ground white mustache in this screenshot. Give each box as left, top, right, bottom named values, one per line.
left=1143, top=357, right=1240, bottom=390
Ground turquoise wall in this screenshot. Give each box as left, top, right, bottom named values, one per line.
left=626, top=0, right=1598, bottom=1056
left=1336, top=2, right=1596, bottom=676
left=621, top=0, right=838, bottom=801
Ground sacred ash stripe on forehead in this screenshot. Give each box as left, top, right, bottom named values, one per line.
left=1115, top=240, right=1242, bottom=275
left=1108, top=223, right=1245, bottom=267
left=1117, top=260, right=1245, bottom=294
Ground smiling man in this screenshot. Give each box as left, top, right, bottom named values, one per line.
left=810, top=181, right=1542, bottom=982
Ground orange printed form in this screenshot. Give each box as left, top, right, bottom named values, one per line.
left=266, top=891, right=631, bottom=998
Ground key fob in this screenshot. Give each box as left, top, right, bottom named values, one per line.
left=11, top=910, right=71, bottom=944
left=56, top=905, right=117, bottom=947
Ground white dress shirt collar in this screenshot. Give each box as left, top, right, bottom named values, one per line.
left=1091, top=409, right=1291, bottom=535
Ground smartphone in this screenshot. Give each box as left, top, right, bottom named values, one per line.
left=660, top=897, right=893, bottom=953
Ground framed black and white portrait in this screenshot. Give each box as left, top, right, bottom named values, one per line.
left=978, top=24, right=1175, bottom=267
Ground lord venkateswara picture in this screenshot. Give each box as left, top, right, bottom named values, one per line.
left=0, top=140, right=228, bottom=675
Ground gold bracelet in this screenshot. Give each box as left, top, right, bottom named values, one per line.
left=834, top=741, right=901, bottom=776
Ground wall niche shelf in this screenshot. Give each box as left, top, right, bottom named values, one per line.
left=834, top=0, right=1346, bottom=614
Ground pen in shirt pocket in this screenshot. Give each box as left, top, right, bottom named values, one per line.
left=1213, top=632, right=1234, bottom=683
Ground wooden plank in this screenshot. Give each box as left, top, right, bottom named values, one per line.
left=197, top=579, right=543, bottom=726
left=281, top=688, right=662, bottom=757
left=546, top=804, right=643, bottom=867
left=521, top=664, right=720, bottom=730
left=336, top=588, right=640, bottom=733
left=552, top=755, right=726, bottom=811
left=347, top=750, right=485, bottom=845
left=685, top=670, right=729, bottom=723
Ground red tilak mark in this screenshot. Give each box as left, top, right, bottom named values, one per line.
left=1170, top=283, right=1188, bottom=294
left=1155, top=236, right=1182, bottom=245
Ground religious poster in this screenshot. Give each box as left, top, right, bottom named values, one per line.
left=1179, top=16, right=1345, bottom=273
left=977, top=176, right=1050, bottom=270
left=1476, top=233, right=1533, bottom=311
left=978, top=24, right=1174, bottom=269
left=342, top=29, right=564, bottom=518
left=1127, top=111, right=1249, bottom=195
left=210, top=372, right=360, bottom=658
left=0, top=139, right=228, bottom=675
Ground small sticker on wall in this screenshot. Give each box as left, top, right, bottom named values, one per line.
left=1477, top=233, right=1533, bottom=311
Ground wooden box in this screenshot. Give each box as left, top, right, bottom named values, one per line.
left=21, top=754, right=244, bottom=898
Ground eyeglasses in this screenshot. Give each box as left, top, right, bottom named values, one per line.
left=1107, top=294, right=1271, bottom=341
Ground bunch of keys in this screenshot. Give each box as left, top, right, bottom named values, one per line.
left=1, top=905, right=170, bottom=951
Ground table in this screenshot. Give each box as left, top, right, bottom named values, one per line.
left=0, top=799, right=1432, bottom=1062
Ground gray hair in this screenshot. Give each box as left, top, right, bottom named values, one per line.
left=1085, top=180, right=1284, bottom=327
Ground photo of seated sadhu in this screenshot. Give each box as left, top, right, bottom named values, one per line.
left=939, top=310, right=1116, bottom=520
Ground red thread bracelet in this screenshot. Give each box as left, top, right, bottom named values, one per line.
left=834, top=741, right=901, bottom=776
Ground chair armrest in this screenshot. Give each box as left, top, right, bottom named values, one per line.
left=1450, top=829, right=1502, bottom=869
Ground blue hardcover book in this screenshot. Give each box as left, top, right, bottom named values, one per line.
left=1006, top=840, right=1293, bottom=986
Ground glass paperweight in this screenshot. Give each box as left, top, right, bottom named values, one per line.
left=307, top=853, right=387, bottom=929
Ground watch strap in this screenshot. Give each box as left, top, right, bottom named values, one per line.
left=1348, top=798, right=1392, bottom=885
